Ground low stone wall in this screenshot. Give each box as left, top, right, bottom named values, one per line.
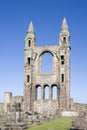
left=0, top=123, right=27, bottom=130
left=60, top=110, right=79, bottom=117
left=69, top=98, right=87, bottom=112
left=73, top=103, right=87, bottom=111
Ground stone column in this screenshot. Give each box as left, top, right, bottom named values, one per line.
left=41, top=86, right=45, bottom=100
left=49, top=86, right=52, bottom=100
left=41, top=86, right=43, bottom=100
left=4, top=92, right=12, bottom=113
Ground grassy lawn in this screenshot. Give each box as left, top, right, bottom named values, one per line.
left=28, top=118, right=72, bottom=130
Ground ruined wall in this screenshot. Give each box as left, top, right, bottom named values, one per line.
left=24, top=19, right=71, bottom=114
left=34, top=100, right=58, bottom=115
left=73, top=103, right=87, bottom=111
left=11, top=96, right=23, bottom=103
left=4, top=92, right=12, bottom=112
left=4, top=92, right=24, bottom=113
left=68, top=98, right=87, bottom=113
left=0, top=19, right=87, bottom=117
left=0, top=103, right=4, bottom=113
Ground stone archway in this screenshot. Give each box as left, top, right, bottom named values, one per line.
left=52, top=84, right=58, bottom=100
left=36, top=85, right=42, bottom=100
left=40, top=51, right=53, bottom=73
left=44, top=84, right=49, bottom=100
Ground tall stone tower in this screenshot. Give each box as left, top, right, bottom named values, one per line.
left=24, top=22, right=36, bottom=111
left=24, top=18, right=71, bottom=115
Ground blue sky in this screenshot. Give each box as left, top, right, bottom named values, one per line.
left=0, top=0, right=87, bottom=103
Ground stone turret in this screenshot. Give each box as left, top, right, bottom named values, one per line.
left=4, top=92, right=12, bottom=112
left=58, top=18, right=71, bottom=109
left=59, top=17, right=70, bottom=45
left=24, top=21, right=37, bottom=112
left=61, top=17, right=68, bottom=30
left=27, top=21, right=35, bottom=33
left=25, top=21, right=36, bottom=48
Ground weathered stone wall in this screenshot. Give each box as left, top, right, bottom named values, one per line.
left=24, top=20, right=71, bottom=114
left=0, top=19, right=87, bottom=118
left=60, top=110, right=79, bottom=117
left=34, top=100, right=58, bottom=115
left=73, top=103, right=87, bottom=111
left=11, top=96, right=23, bottom=104
left=4, top=92, right=24, bottom=113
left=4, top=92, right=12, bottom=112
left=69, top=98, right=87, bottom=112
left=0, top=103, right=4, bottom=113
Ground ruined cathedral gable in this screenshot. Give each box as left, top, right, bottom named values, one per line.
left=1, top=18, right=87, bottom=118
left=24, top=18, right=71, bottom=114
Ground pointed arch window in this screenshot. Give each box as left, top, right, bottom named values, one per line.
left=41, top=52, right=53, bottom=73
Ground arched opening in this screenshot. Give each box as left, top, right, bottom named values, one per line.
left=41, top=52, right=53, bottom=73
left=44, top=85, right=49, bottom=99
left=36, top=85, right=41, bottom=100
left=52, top=85, right=58, bottom=100
left=27, top=57, right=30, bottom=65
left=28, top=39, right=31, bottom=47
left=63, top=37, right=66, bottom=43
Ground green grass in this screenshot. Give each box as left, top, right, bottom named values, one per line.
left=0, top=117, right=5, bottom=122
left=28, top=118, right=72, bottom=130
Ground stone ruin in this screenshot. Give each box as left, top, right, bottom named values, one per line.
left=71, top=111, right=87, bottom=130
left=0, top=18, right=87, bottom=129
left=0, top=93, right=53, bottom=129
